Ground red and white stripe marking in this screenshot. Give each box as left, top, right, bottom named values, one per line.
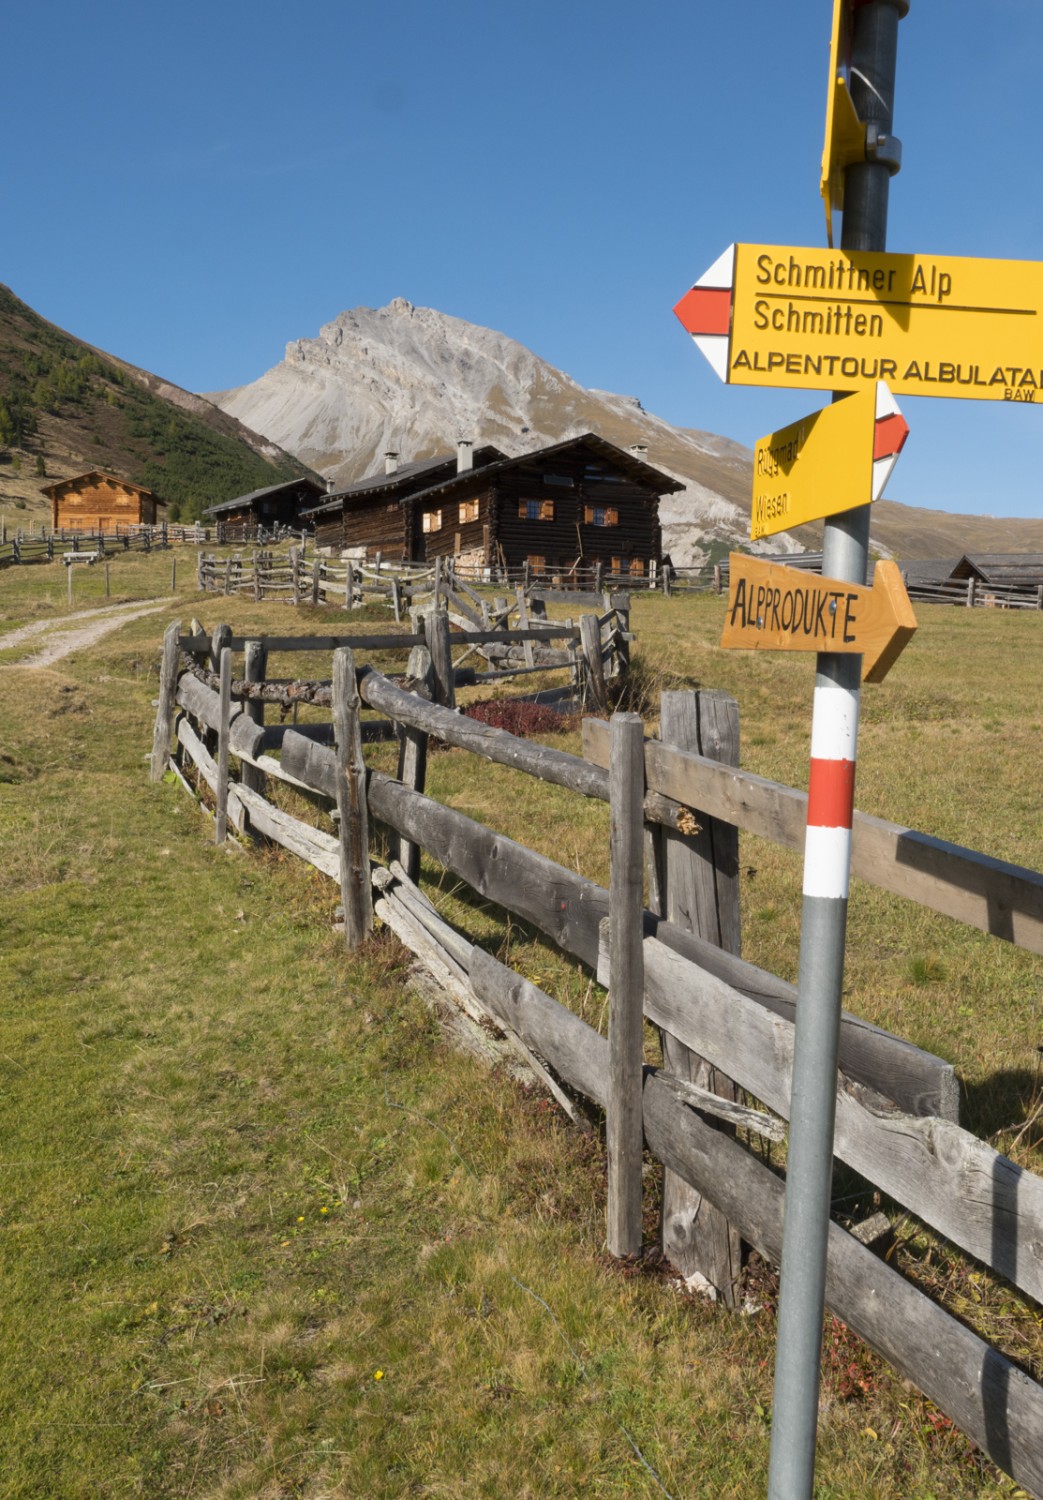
left=672, top=245, right=735, bottom=380
left=871, top=382, right=910, bottom=500
left=803, top=680, right=860, bottom=900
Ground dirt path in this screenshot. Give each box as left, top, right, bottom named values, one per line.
left=0, top=598, right=175, bottom=668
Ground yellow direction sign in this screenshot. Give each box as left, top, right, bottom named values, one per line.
left=675, top=243, right=1043, bottom=404
left=820, top=0, right=865, bottom=248
left=751, top=382, right=908, bottom=541
left=720, top=555, right=917, bottom=683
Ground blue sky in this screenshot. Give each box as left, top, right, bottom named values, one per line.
left=3, top=0, right=1042, bottom=520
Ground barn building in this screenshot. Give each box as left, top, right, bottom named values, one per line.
left=203, top=476, right=327, bottom=533
left=303, top=443, right=507, bottom=558
left=42, top=471, right=165, bottom=533
left=305, top=434, right=682, bottom=579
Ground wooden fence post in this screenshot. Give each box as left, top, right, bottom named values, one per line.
left=344, top=560, right=354, bottom=611
left=150, top=619, right=182, bottom=781
left=311, top=557, right=322, bottom=606
left=215, top=645, right=233, bottom=845
left=333, top=648, right=373, bottom=947
left=515, top=585, right=535, bottom=667
left=580, top=613, right=608, bottom=711
left=607, top=711, right=647, bottom=1257
left=423, top=609, right=456, bottom=710
left=209, top=622, right=231, bottom=673
left=396, top=645, right=433, bottom=883
left=241, top=639, right=268, bottom=799
left=290, top=546, right=301, bottom=606
left=653, top=689, right=744, bottom=1302
left=966, top=577, right=976, bottom=608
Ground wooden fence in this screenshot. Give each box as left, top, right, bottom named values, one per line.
left=0, top=524, right=173, bottom=569
left=717, top=553, right=1043, bottom=611
left=150, top=618, right=1043, bottom=1498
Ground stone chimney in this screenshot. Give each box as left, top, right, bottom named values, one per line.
left=384, top=450, right=399, bottom=475
left=456, top=439, right=474, bottom=473
left=325, top=475, right=336, bottom=494
left=629, top=443, right=649, bottom=462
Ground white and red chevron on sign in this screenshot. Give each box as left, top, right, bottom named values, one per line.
left=872, top=382, right=908, bottom=500
left=673, top=246, right=735, bottom=382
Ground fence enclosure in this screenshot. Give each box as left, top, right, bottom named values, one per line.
left=150, top=615, right=1043, bottom=1498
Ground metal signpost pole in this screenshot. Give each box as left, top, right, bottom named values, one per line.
left=766, top=3, right=908, bottom=1496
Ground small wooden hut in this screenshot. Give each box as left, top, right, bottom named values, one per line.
left=42, top=471, right=164, bottom=533
left=203, top=477, right=326, bottom=532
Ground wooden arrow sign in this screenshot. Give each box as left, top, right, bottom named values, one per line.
left=751, top=381, right=909, bottom=541
left=720, top=555, right=917, bottom=683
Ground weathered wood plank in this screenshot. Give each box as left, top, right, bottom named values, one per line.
left=607, top=713, right=646, bottom=1256
left=470, top=946, right=1043, bottom=1499
left=640, top=1080, right=1043, bottom=1500
left=396, top=646, right=432, bottom=884
left=358, top=668, right=610, bottom=800
left=215, top=647, right=232, bottom=844
left=583, top=717, right=1043, bottom=956
left=176, top=671, right=233, bottom=735
left=579, top=613, right=608, bottom=711
left=231, top=781, right=339, bottom=877
left=622, top=931, right=1043, bottom=1307
left=150, top=619, right=181, bottom=782
left=657, top=690, right=743, bottom=1300
left=333, top=649, right=373, bottom=946
left=178, top=627, right=581, bottom=656
left=277, top=726, right=955, bottom=1118
left=650, top=916, right=958, bottom=1122
left=241, top=639, right=268, bottom=799
left=423, top=609, right=456, bottom=712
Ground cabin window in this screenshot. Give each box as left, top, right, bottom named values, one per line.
left=584, top=505, right=619, bottom=527
left=519, top=499, right=554, bottom=521
left=611, top=557, right=629, bottom=575
left=458, top=498, right=479, bottom=523
left=423, top=508, right=443, bottom=533
left=629, top=558, right=646, bottom=577
left=527, top=554, right=547, bottom=575
left=543, top=474, right=575, bottom=488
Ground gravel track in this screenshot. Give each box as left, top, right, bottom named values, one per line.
left=0, top=598, right=174, bottom=668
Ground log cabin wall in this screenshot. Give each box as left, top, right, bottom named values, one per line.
left=47, top=473, right=157, bottom=533
left=413, top=444, right=665, bottom=578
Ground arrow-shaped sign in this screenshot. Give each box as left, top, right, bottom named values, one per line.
left=719, top=555, right=917, bottom=683
left=820, top=0, right=866, bottom=248
left=752, top=382, right=909, bottom=540
left=675, top=243, right=1043, bottom=404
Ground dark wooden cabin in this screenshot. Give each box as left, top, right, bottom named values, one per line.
left=203, top=477, right=326, bottom=532
left=406, top=434, right=682, bottom=579
left=303, top=443, right=507, bottom=557
left=42, top=471, right=165, bottom=533
left=305, top=435, right=681, bottom=579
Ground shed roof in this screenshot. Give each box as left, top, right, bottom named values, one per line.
left=301, top=445, right=507, bottom=520
left=41, top=469, right=154, bottom=500
left=951, top=553, right=1043, bottom=585
left=203, top=476, right=326, bottom=518
left=402, top=433, right=685, bottom=509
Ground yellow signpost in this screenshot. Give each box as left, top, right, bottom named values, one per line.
left=719, top=554, right=917, bottom=683
left=675, top=242, right=1043, bottom=403
left=751, top=382, right=908, bottom=540
left=820, top=0, right=865, bottom=247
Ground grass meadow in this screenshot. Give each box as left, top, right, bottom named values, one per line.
left=0, top=546, right=1041, bottom=1498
